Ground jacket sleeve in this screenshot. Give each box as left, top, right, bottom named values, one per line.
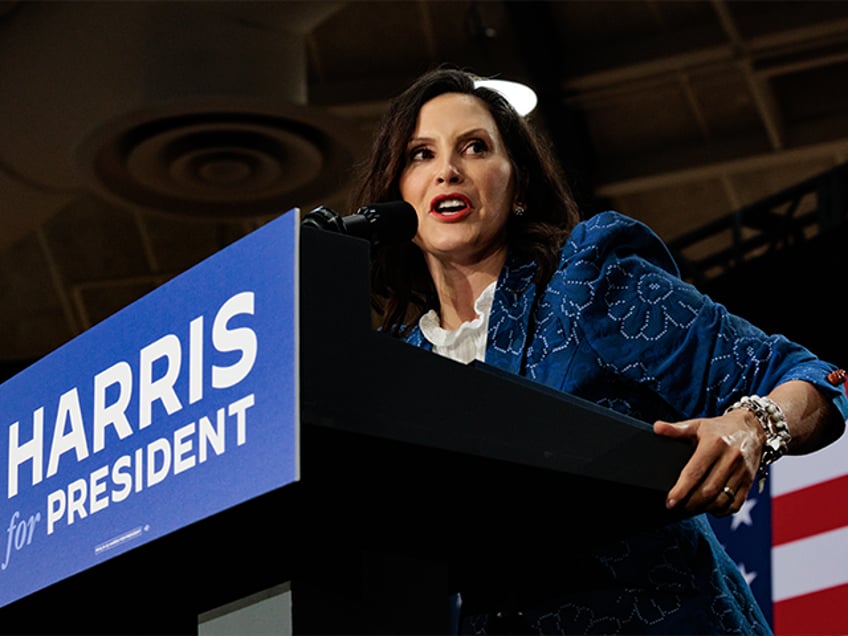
left=569, top=211, right=848, bottom=421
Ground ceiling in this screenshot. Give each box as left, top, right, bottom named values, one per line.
left=2, top=0, right=848, bottom=369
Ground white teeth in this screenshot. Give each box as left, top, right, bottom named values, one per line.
left=436, top=198, right=466, bottom=212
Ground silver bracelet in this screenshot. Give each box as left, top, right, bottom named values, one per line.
left=724, top=395, right=791, bottom=493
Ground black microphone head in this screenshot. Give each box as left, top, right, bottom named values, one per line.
left=353, top=201, right=418, bottom=246
left=301, top=201, right=417, bottom=246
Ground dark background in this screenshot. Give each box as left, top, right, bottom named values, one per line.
left=0, top=0, right=847, bottom=371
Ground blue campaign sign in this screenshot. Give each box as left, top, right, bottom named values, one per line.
left=0, top=208, right=300, bottom=607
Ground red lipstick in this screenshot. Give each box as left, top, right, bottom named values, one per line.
left=430, top=193, right=473, bottom=222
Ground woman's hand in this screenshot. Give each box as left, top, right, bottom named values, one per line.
left=653, top=409, right=766, bottom=516
left=654, top=380, right=843, bottom=517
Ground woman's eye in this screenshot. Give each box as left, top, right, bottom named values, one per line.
left=465, top=139, right=488, bottom=154
left=408, top=147, right=432, bottom=162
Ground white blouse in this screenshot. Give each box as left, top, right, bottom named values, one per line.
left=418, top=281, right=496, bottom=364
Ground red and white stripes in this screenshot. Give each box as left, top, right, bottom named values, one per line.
left=771, top=431, right=848, bottom=634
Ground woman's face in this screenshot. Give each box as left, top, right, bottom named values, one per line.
left=399, top=92, right=515, bottom=268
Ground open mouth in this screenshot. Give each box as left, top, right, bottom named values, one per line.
left=435, top=197, right=467, bottom=214
left=431, top=194, right=472, bottom=221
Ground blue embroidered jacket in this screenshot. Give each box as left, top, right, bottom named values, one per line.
left=403, top=211, right=848, bottom=634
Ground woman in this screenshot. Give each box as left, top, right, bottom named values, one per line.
left=350, top=68, right=848, bottom=634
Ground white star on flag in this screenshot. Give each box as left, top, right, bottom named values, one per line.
left=730, top=497, right=757, bottom=531
left=737, top=562, right=758, bottom=586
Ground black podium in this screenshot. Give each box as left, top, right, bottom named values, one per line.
left=0, top=228, right=692, bottom=635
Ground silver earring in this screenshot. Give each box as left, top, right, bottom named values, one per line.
left=513, top=203, right=526, bottom=216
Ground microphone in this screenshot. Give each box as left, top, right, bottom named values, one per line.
left=301, top=201, right=417, bottom=246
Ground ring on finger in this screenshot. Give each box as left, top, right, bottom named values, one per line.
left=721, top=485, right=735, bottom=499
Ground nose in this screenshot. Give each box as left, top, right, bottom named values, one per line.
left=436, top=157, right=462, bottom=184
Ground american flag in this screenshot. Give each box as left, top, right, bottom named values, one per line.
left=711, top=385, right=848, bottom=634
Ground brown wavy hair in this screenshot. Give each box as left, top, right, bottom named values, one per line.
left=349, top=67, right=581, bottom=334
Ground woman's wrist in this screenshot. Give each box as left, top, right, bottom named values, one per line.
left=724, top=395, right=791, bottom=493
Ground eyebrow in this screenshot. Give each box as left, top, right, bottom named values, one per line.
left=407, top=127, right=494, bottom=146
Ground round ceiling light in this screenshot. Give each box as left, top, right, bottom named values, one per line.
left=475, top=78, right=538, bottom=116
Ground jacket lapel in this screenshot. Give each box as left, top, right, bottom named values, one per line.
left=485, top=254, right=537, bottom=375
